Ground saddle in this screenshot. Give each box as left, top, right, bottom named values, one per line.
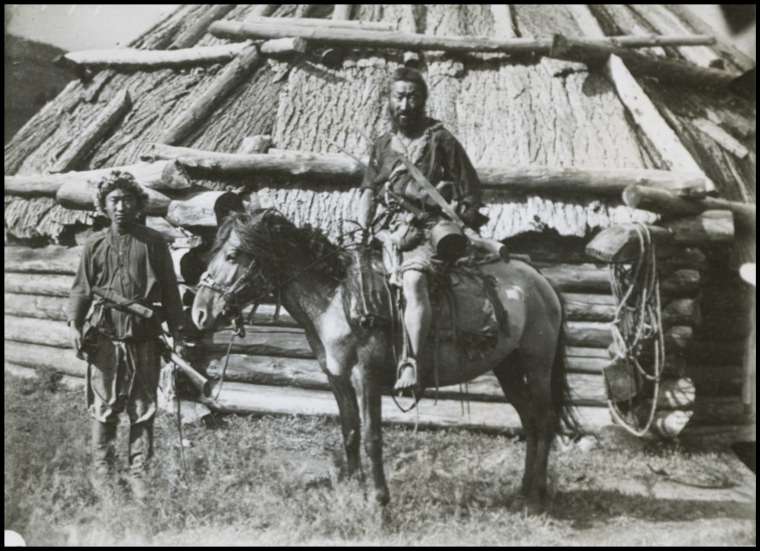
left=346, top=246, right=509, bottom=361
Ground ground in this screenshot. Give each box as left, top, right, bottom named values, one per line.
left=4, top=370, right=756, bottom=546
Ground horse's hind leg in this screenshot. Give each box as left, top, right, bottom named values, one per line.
left=493, top=355, right=536, bottom=497
left=327, top=374, right=363, bottom=480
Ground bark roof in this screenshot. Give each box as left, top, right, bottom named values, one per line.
left=4, top=4, right=755, bottom=248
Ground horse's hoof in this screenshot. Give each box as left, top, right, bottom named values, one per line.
left=524, top=499, right=545, bottom=516
left=374, top=488, right=390, bottom=506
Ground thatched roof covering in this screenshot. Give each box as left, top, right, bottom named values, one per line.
left=4, top=4, right=755, bottom=252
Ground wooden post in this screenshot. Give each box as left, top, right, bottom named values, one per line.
left=567, top=5, right=715, bottom=192
left=5, top=161, right=192, bottom=198
left=50, top=90, right=131, bottom=173
left=550, top=34, right=738, bottom=89
left=208, top=20, right=715, bottom=54
left=159, top=43, right=262, bottom=146
left=169, top=4, right=237, bottom=49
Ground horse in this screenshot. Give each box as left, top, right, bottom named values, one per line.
left=191, top=208, right=579, bottom=513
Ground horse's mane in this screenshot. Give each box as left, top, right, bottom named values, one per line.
left=212, top=209, right=353, bottom=282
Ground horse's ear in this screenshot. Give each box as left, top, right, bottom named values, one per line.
left=214, top=190, right=246, bottom=225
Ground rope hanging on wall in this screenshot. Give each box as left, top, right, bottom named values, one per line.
left=605, top=223, right=665, bottom=437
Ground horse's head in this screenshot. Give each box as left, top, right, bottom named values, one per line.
left=191, top=209, right=280, bottom=331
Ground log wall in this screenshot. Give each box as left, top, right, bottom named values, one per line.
left=5, top=237, right=751, bottom=440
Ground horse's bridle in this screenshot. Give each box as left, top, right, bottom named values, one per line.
left=197, top=259, right=271, bottom=326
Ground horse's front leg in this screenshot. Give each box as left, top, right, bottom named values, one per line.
left=326, top=371, right=363, bottom=481
left=352, top=364, right=389, bottom=506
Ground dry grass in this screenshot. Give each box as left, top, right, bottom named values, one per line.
left=4, top=370, right=755, bottom=546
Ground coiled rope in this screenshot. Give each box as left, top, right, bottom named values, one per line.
left=607, top=223, right=665, bottom=437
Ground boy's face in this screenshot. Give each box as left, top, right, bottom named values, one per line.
left=105, top=188, right=138, bottom=228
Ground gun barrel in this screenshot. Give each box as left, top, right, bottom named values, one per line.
left=169, top=350, right=212, bottom=397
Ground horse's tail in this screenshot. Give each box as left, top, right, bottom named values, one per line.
left=553, top=297, right=583, bottom=436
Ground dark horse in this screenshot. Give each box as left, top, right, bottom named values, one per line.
left=192, top=208, right=578, bottom=513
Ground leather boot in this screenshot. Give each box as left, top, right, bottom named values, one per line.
left=128, top=419, right=154, bottom=502
left=90, top=420, right=117, bottom=497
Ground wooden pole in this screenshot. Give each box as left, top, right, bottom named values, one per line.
left=169, top=4, right=237, bottom=49
left=567, top=5, right=715, bottom=193
left=260, top=37, right=308, bottom=56
left=159, top=43, right=262, bottom=146
left=246, top=14, right=396, bottom=31
left=61, top=43, right=249, bottom=69
left=623, top=184, right=756, bottom=225
left=550, top=35, right=738, bottom=89
left=145, top=144, right=711, bottom=195
left=208, top=20, right=715, bottom=54
left=490, top=5, right=517, bottom=38
left=5, top=161, right=192, bottom=198
left=320, top=4, right=353, bottom=67
left=50, top=90, right=131, bottom=173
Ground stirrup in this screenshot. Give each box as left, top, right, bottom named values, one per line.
left=394, top=357, right=418, bottom=392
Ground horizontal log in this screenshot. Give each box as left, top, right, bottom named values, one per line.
left=209, top=20, right=714, bottom=54
left=204, top=319, right=613, bottom=356
left=5, top=273, right=73, bottom=297
left=656, top=377, right=696, bottom=409
left=5, top=245, right=81, bottom=274
left=56, top=177, right=171, bottom=215
left=657, top=247, right=707, bottom=272
left=649, top=409, right=694, bottom=439
left=4, top=341, right=86, bottom=378
left=662, top=210, right=735, bottom=245
left=585, top=224, right=675, bottom=263
left=166, top=191, right=244, bottom=228
left=562, top=293, right=615, bottom=322
left=244, top=15, right=396, bottom=32
left=5, top=161, right=191, bottom=198
left=660, top=269, right=701, bottom=297
left=536, top=262, right=611, bottom=293
left=661, top=298, right=701, bottom=327
left=5, top=293, right=68, bottom=322
left=204, top=354, right=609, bottom=405
left=148, top=144, right=711, bottom=195
left=5, top=364, right=85, bottom=390
left=60, top=43, right=250, bottom=69
left=160, top=43, right=262, bottom=146
left=51, top=89, right=132, bottom=173
left=5, top=316, right=71, bottom=348
left=550, top=35, right=738, bottom=89
left=259, top=37, right=308, bottom=56
left=197, top=381, right=613, bottom=434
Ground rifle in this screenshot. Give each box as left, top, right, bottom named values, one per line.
left=91, top=287, right=212, bottom=397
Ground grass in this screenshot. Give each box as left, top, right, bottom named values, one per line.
left=5, top=370, right=755, bottom=546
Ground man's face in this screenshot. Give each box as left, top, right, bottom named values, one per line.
left=389, top=80, right=425, bottom=133
left=104, top=188, right=138, bottom=228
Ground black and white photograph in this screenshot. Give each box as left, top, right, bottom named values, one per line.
left=4, top=4, right=756, bottom=546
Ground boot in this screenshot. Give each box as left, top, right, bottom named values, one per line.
left=90, top=420, right=117, bottom=498
left=128, top=419, right=154, bottom=503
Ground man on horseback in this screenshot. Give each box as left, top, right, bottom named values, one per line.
left=67, top=171, right=186, bottom=501
left=358, top=67, right=487, bottom=393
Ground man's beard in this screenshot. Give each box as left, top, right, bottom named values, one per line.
left=389, top=104, right=424, bottom=133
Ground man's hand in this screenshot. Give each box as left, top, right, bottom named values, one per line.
left=68, top=322, right=84, bottom=358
